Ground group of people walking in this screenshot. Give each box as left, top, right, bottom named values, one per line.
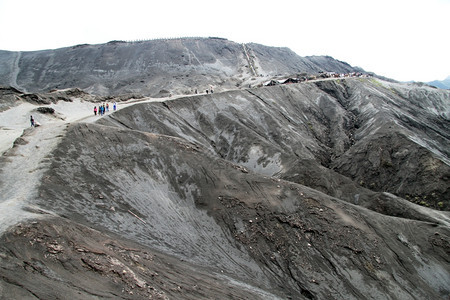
left=94, top=102, right=117, bottom=116
left=28, top=101, right=118, bottom=128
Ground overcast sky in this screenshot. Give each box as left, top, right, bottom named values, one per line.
left=0, top=0, right=448, bottom=82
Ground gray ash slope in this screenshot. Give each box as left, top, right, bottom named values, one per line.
left=0, top=37, right=449, bottom=299
left=1, top=77, right=449, bottom=299
left=99, top=78, right=450, bottom=210
left=0, top=37, right=363, bottom=96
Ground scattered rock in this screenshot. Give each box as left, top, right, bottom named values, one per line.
left=37, top=107, right=55, bottom=114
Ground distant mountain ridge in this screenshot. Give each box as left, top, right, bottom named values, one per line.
left=427, top=76, right=450, bottom=89
left=0, top=37, right=364, bottom=96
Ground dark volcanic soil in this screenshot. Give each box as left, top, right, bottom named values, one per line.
left=1, top=77, right=449, bottom=299
left=0, top=218, right=277, bottom=299
left=34, top=120, right=449, bottom=298
left=0, top=38, right=363, bottom=96
left=98, top=78, right=450, bottom=210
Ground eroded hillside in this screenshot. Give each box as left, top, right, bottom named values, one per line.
left=0, top=78, right=449, bottom=299
left=98, top=78, right=450, bottom=210
left=0, top=38, right=363, bottom=96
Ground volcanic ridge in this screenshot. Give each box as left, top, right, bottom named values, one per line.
left=0, top=38, right=449, bottom=299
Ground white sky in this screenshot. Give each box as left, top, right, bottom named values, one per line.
left=0, top=0, right=448, bottom=82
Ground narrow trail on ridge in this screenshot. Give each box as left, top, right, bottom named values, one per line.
left=10, top=51, right=23, bottom=91
left=0, top=124, right=66, bottom=232
left=0, top=96, right=160, bottom=234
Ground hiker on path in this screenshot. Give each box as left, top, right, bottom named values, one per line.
left=94, top=106, right=97, bottom=116
left=30, top=115, right=35, bottom=127
left=113, top=102, right=117, bottom=111
left=106, top=103, right=109, bottom=112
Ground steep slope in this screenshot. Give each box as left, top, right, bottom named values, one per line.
left=0, top=78, right=449, bottom=299
left=1, top=217, right=278, bottom=299
left=25, top=119, right=450, bottom=299
left=0, top=38, right=364, bottom=96
left=244, top=44, right=362, bottom=76
left=317, top=79, right=449, bottom=206
left=98, top=78, right=450, bottom=210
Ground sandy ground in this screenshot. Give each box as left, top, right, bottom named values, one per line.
left=0, top=96, right=175, bottom=234
left=0, top=97, right=165, bottom=154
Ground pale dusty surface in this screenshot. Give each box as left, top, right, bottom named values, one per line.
left=0, top=96, right=170, bottom=233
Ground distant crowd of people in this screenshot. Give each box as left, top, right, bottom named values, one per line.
left=94, top=102, right=117, bottom=116
left=194, top=86, right=214, bottom=95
